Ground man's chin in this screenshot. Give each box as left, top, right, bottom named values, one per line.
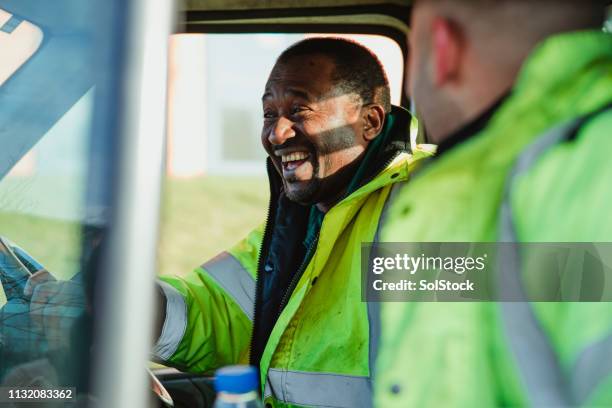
left=284, top=181, right=319, bottom=206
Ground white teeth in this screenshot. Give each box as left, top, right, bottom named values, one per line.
left=281, top=152, right=309, bottom=163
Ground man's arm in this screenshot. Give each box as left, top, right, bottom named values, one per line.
left=512, top=110, right=612, bottom=405
left=153, top=284, right=166, bottom=343
left=151, top=225, right=263, bottom=373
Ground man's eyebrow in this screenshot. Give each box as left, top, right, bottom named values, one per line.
left=261, top=88, right=314, bottom=102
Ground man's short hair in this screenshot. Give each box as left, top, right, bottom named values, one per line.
left=277, top=37, right=392, bottom=113
left=417, top=0, right=608, bottom=33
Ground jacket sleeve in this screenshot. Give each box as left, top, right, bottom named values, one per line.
left=512, top=110, right=612, bottom=406
left=152, top=224, right=263, bottom=373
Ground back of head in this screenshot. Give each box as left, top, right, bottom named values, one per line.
left=277, top=37, right=392, bottom=113
left=419, top=0, right=608, bottom=72
left=409, top=0, right=609, bottom=143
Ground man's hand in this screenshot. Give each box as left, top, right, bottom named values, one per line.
left=23, top=270, right=55, bottom=298
left=0, top=296, right=44, bottom=361
left=0, top=270, right=86, bottom=358
left=26, top=271, right=87, bottom=351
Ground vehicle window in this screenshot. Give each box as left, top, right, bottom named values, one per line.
left=0, top=2, right=117, bottom=401
left=0, top=89, right=94, bottom=292
left=0, top=8, right=43, bottom=86
left=158, top=33, right=404, bottom=278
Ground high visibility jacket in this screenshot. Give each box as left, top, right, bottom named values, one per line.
left=375, top=31, right=612, bottom=407
left=154, top=107, right=430, bottom=407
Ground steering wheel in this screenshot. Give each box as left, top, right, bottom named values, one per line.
left=149, top=368, right=175, bottom=407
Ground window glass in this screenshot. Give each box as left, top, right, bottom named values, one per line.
left=0, top=89, right=93, bottom=290
left=0, top=8, right=43, bottom=86
left=0, top=2, right=117, bottom=401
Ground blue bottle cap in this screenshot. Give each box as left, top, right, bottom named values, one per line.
left=214, top=365, right=259, bottom=394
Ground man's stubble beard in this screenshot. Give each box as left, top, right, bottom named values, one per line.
left=283, top=156, right=321, bottom=205
left=282, top=126, right=361, bottom=206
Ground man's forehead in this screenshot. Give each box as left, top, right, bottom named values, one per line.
left=262, top=87, right=313, bottom=102
left=264, top=53, right=336, bottom=99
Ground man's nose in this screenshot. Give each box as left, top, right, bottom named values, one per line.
left=268, top=116, right=296, bottom=145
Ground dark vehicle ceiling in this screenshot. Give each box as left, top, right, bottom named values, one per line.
left=183, top=0, right=409, bottom=10
left=178, top=0, right=411, bottom=35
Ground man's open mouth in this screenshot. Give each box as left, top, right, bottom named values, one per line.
left=281, top=151, right=310, bottom=171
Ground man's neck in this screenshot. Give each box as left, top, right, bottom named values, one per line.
left=433, top=93, right=509, bottom=158
left=315, top=187, right=347, bottom=213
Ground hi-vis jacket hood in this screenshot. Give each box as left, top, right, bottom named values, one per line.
left=155, top=106, right=430, bottom=407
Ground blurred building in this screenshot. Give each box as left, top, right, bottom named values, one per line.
left=165, top=33, right=403, bottom=177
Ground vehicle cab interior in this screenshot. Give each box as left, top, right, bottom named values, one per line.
left=8, top=1, right=609, bottom=407
left=0, top=1, right=413, bottom=407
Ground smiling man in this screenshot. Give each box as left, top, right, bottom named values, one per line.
left=152, top=37, right=427, bottom=407
left=262, top=47, right=385, bottom=212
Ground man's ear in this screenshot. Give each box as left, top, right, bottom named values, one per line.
left=362, top=104, right=386, bottom=142
left=432, top=17, right=463, bottom=86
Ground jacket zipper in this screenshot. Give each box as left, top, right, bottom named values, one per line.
left=249, top=160, right=278, bottom=368
left=249, top=149, right=405, bottom=369
left=275, top=234, right=319, bottom=323
left=273, top=151, right=402, bottom=328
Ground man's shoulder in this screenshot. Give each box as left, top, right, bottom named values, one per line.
left=512, top=104, right=612, bottom=241
left=380, top=147, right=434, bottom=181
left=221, top=223, right=266, bottom=270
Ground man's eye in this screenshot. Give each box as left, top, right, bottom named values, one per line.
left=290, top=106, right=308, bottom=115
left=263, top=111, right=277, bottom=119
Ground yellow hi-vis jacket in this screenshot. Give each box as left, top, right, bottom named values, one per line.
left=153, top=106, right=429, bottom=407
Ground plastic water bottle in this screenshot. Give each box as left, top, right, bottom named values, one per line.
left=213, top=365, right=263, bottom=408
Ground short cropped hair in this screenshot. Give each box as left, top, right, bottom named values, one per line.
left=277, top=37, right=392, bottom=113
left=417, top=0, right=608, bottom=32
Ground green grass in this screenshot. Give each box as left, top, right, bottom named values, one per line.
left=0, top=176, right=269, bottom=304
left=0, top=212, right=82, bottom=305
left=157, top=176, right=269, bottom=277
left=0, top=174, right=268, bottom=371
left=0, top=213, right=82, bottom=278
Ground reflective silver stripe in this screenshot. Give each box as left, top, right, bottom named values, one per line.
left=202, top=251, right=255, bottom=321
left=368, top=182, right=405, bottom=388
left=152, top=280, right=188, bottom=361
left=264, top=369, right=371, bottom=407
left=572, top=332, right=612, bottom=403
left=498, top=119, right=581, bottom=407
